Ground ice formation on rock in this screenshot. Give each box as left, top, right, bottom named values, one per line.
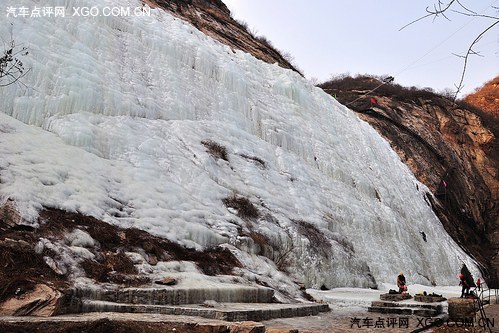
left=0, top=0, right=478, bottom=289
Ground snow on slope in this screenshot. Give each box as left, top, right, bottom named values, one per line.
left=0, top=0, right=478, bottom=289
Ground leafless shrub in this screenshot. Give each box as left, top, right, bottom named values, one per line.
left=294, top=220, right=331, bottom=259
left=235, top=19, right=249, bottom=31
left=256, top=35, right=273, bottom=47
left=320, top=74, right=451, bottom=108
left=1, top=25, right=29, bottom=88
left=201, top=140, right=228, bottom=161
left=223, top=193, right=260, bottom=220
left=274, top=240, right=295, bottom=271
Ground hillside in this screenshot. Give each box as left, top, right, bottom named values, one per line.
left=465, top=76, right=499, bottom=118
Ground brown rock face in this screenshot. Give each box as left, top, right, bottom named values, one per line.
left=0, top=284, right=63, bottom=317
left=0, top=199, right=22, bottom=227
left=320, top=76, right=498, bottom=286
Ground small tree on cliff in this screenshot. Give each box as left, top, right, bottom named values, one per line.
left=1, top=27, right=29, bottom=88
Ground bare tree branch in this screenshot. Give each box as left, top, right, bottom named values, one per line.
left=453, top=19, right=499, bottom=100
left=400, top=1, right=499, bottom=99
left=401, top=0, right=498, bottom=31
left=455, top=0, right=477, bottom=15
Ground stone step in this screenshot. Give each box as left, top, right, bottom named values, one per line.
left=79, top=300, right=330, bottom=322
left=66, top=286, right=274, bottom=307
left=368, top=306, right=438, bottom=317
left=371, top=301, right=443, bottom=311
left=413, top=294, right=447, bottom=303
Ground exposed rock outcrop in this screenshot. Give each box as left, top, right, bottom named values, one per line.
left=0, top=284, right=63, bottom=317
left=0, top=199, right=22, bottom=228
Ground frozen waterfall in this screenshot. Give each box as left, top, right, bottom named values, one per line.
left=0, top=0, right=478, bottom=289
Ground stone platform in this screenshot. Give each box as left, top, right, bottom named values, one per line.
left=68, top=286, right=274, bottom=307
left=60, top=285, right=329, bottom=323
left=80, top=300, right=330, bottom=322
left=368, top=300, right=444, bottom=317
left=379, top=293, right=412, bottom=301
left=414, top=294, right=447, bottom=303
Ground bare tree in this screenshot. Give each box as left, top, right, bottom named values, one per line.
left=1, top=26, right=29, bottom=88
left=400, top=0, right=499, bottom=100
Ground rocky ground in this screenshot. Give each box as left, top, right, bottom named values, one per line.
left=1, top=304, right=497, bottom=332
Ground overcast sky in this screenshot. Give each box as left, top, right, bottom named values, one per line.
left=223, top=0, right=498, bottom=96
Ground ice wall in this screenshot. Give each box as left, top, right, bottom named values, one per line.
left=0, top=0, right=478, bottom=288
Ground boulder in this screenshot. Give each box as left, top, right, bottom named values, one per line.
left=0, top=284, right=63, bottom=316
left=228, top=322, right=265, bottom=333
left=154, top=277, right=177, bottom=286
left=448, top=297, right=476, bottom=321
left=0, top=199, right=22, bottom=228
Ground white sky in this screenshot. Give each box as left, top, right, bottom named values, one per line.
left=223, top=0, right=499, bottom=96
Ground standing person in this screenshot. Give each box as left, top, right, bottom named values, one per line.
left=459, top=273, right=469, bottom=297
left=397, top=272, right=407, bottom=294
left=477, top=277, right=481, bottom=291
left=460, top=264, right=475, bottom=297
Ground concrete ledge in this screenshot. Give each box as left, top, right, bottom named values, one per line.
left=413, top=308, right=438, bottom=317
left=369, top=299, right=443, bottom=318
left=0, top=312, right=266, bottom=333
left=368, top=306, right=437, bottom=317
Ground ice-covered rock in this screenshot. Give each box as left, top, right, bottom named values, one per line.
left=0, top=0, right=478, bottom=289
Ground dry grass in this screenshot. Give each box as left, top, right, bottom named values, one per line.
left=222, top=194, right=260, bottom=220
left=201, top=139, right=228, bottom=161
left=294, top=220, right=332, bottom=259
